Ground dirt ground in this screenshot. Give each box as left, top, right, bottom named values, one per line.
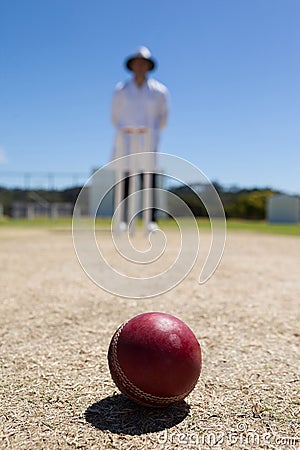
left=0, top=226, right=299, bottom=449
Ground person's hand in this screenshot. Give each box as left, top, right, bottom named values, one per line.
left=122, top=127, right=135, bottom=133
left=121, top=127, right=148, bottom=134
left=136, top=127, right=148, bottom=134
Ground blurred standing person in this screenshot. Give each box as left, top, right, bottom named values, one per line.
left=111, top=46, right=169, bottom=232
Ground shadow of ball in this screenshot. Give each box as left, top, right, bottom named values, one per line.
left=84, top=394, right=190, bottom=435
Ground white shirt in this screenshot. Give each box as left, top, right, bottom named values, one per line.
left=112, top=78, right=168, bottom=131
left=110, top=78, right=168, bottom=173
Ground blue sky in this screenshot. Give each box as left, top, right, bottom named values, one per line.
left=0, top=0, right=299, bottom=193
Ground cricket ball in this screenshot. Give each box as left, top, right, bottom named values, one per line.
left=107, top=312, right=202, bottom=407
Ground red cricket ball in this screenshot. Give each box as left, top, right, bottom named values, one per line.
left=107, top=312, right=202, bottom=407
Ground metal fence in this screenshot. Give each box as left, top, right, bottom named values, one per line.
left=11, top=202, right=74, bottom=219
left=0, top=171, right=90, bottom=190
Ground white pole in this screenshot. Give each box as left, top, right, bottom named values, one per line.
left=143, top=130, right=153, bottom=234
left=128, top=132, right=138, bottom=236
left=113, top=132, right=125, bottom=233
left=114, top=129, right=155, bottom=235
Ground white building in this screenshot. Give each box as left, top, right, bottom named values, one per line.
left=267, top=195, right=300, bottom=223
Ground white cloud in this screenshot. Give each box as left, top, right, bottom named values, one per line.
left=0, top=146, right=8, bottom=164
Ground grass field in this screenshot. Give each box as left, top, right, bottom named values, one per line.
left=1, top=216, right=300, bottom=236
left=0, top=218, right=299, bottom=449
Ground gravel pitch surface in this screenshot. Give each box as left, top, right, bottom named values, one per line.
left=0, top=227, right=299, bottom=449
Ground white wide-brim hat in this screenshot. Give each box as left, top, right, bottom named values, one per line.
left=125, top=46, right=156, bottom=71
